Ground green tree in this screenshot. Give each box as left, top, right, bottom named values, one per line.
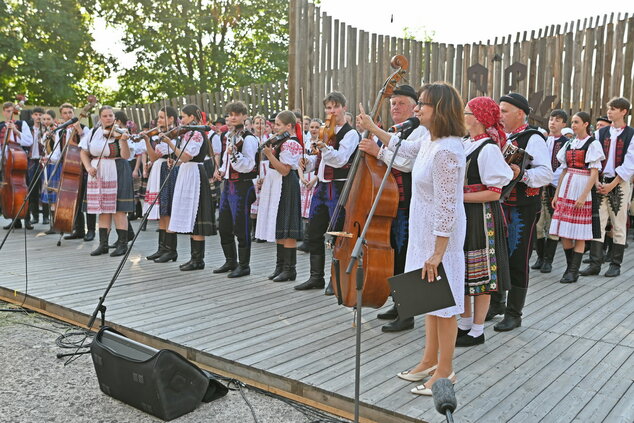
left=0, top=0, right=114, bottom=105
left=93, top=0, right=289, bottom=104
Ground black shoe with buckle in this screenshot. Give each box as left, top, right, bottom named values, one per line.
left=456, top=333, right=485, bottom=347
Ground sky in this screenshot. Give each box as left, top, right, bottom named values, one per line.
left=92, top=0, right=632, bottom=90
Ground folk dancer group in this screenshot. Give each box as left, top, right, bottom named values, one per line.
left=2, top=87, right=633, bottom=396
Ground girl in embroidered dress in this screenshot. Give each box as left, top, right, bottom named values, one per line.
left=39, top=110, right=60, bottom=229
left=259, top=111, right=304, bottom=282
left=457, top=97, right=513, bottom=347
left=163, top=104, right=214, bottom=271
left=141, top=106, right=178, bottom=262
left=297, top=118, right=320, bottom=252
left=550, top=112, right=604, bottom=283
left=80, top=106, right=132, bottom=257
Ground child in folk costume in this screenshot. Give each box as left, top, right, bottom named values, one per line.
left=457, top=97, right=513, bottom=347
left=79, top=106, right=132, bottom=257
left=250, top=115, right=270, bottom=241
left=141, top=106, right=178, bottom=262
left=550, top=112, right=604, bottom=283
left=39, top=110, right=60, bottom=228
left=258, top=111, right=304, bottom=282
left=162, top=104, right=215, bottom=271
left=297, top=118, right=320, bottom=252
left=213, top=101, right=259, bottom=278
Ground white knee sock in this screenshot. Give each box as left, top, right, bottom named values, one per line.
left=468, top=323, right=484, bottom=338
left=458, top=316, right=472, bottom=331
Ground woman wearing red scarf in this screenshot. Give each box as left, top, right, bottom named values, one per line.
left=457, top=97, right=513, bottom=347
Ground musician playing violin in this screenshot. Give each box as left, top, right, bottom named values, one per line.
left=257, top=111, right=304, bottom=282
left=80, top=105, right=132, bottom=257
left=294, top=91, right=360, bottom=294
left=38, top=110, right=58, bottom=227
left=0, top=101, right=33, bottom=230
left=213, top=101, right=259, bottom=278
left=27, top=107, right=45, bottom=225
left=355, top=84, right=429, bottom=332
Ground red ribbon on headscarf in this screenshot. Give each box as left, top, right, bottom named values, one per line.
left=295, top=122, right=304, bottom=148
left=467, top=97, right=506, bottom=149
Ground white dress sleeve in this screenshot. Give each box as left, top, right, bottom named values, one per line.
left=181, top=131, right=203, bottom=157
left=523, top=134, right=553, bottom=187
left=279, top=140, right=303, bottom=169
left=478, top=144, right=514, bottom=190
left=231, top=134, right=258, bottom=173
left=432, top=148, right=461, bottom=237
left=210, top=133, right=222, bottom=156
left=18, top=121, right=33, bottom=147
left=586, top=139, right=606, bottom=170
left=387, top=134, right=424, bottom=160
left=320, top=128, right=360, bottom=167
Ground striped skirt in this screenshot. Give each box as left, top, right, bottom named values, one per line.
left=86, top=159, right=117, bottom=214
left=40, top=163, right=61, bottom=204
left=464, top=201, right=511, bottom=296
left=550, top=168, right=596, bottom=240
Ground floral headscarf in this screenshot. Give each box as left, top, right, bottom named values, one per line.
left=467, top=96, right=506, bottom=149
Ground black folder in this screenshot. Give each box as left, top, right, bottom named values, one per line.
left=388, top=263, right=456, bottom=319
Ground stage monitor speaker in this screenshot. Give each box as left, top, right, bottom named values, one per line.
left=91, top=326, right=228, bottom=421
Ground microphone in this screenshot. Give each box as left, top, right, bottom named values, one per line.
left=432, top=378, right=457, bottom=422
left=181, top=125, right=213, bottom=132
left=55, top=117, right=79, bottom=132
left=388, top=117, right=420, bottom=133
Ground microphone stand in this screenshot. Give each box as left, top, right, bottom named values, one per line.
left=345, top=132, right=406, bottom=423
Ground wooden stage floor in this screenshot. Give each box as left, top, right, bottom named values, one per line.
left=0, top=218, right=633, bottom=423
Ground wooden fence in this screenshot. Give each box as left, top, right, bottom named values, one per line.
left=289, top=0, right=633, bottom=127
left=120, top=80, right=287, bottom=128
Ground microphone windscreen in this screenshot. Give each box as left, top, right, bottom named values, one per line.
left=70, top=117, right=79, bottom=124
left=407, top=116, right=420, bottom=129
left=432, top=378, right=457, bottom=415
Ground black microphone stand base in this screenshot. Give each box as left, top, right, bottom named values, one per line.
left=55, top=304, right=107, bottom=359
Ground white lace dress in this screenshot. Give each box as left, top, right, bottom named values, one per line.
left=390, top=134, right=467, bottom=317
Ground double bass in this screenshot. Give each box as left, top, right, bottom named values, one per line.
left=328, top=55, right=409, bottom=308
left=53, top=96, right=97, bottom=234
left=0, top=95, right=29, bottom=219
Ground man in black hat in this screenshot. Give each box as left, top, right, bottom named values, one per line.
left=486, top=93, right=552, bottom=332
left=356, top=84, right=428, bottom=332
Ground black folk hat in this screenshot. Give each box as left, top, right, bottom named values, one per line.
left=499, top=93, right=531, bottom=115
left=392, top=85, right=418, bottom=103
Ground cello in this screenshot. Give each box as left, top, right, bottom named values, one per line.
left=0, top=95, right=29, bottom=220
left=53, top=96, right=97, bottom=234
left=327, top=55, right=409, bottom=308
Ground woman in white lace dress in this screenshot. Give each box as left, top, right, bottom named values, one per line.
left=361, top=83, right=467, bottom=395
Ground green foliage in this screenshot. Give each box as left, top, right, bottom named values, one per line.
left=94, top=0, right=289, bottom=104
left=402, top=26, right=435, bottom=42
left=0, top=0, right=113, bottom=106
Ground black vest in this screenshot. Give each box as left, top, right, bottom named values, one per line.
left=318, top=122, right=359, bottom=180
left=504, top=127, right=546, bottom=206
left=549, top=135, right=568, bottom=171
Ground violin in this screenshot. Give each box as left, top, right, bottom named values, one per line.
left=0, top=94, right=29, bottom=220
left=327, top=55, right=409, bottom=309
left=129, top=126, right=161, bottom=143
left=227, top=125, right=246, bottom=163
left=260, top=131, right=290, bottom=151
left=102, top=125, right=128, bottom=140
left=309, top=114, right=336, bottom=155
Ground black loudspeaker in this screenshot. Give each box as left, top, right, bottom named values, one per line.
left=91, top=326, right=228, bottom=421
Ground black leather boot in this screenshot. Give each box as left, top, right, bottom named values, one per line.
left=531, top=238, right=545, bottom=269
left=90, top=228, right=109, bottom=256
left=213, top=243, right=237, bottom=273
left=377, top=304, right=398, bottom=320
left=494, top=287, right=527, bottom=331
left=580, top=241, right=603, bottom=276
left=146, top=229, right=166, bottom=260
left=127, top=221, right=134, bottom=242
left=154, top=232, right=178, bottom=262
left=324, top=279, right=334, bottom=296
left=268, top=244, right=285, bottom=280
left=604, top=243, right=624, bottom=277
left=294, top=254, right=325, bottom=290
left=228, top=247, right=251, bottom=277
left=540, top=239, right=558, bottom=273
left=84, top=230, right=95, bottom=241
left=41, top=203, right=50, bottom=225
left=180, top=239, right=205, bottom=271
left=110, top=229, right=128, bottom=257
left=273, top=247, right=297, bottom=282
left=485, top=290, right=506, bottom=321
left=5, top=219, right=22, bottom=230
left=24, top=219, right=33, bottom=230
left=382, top=316, right=415, bottom=332
left=561, top=251, right=582, bottom=283
left=603, top=235, right=614, bottom=264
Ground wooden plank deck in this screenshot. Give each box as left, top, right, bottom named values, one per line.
left=0, top=217, right=633, bottom=423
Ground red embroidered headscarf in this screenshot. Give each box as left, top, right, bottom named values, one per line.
left=467, top=96, right=506, bottom=149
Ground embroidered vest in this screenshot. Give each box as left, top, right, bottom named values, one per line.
left=505, top=126, right=545, bottom=206
left=550, top=135, right=568, bottom=171
left=564, top=137, right=595, bottom=170
left=598, top=126, right=634, bottom=172
left=315, top=122, right=359, bottom=180
left=220, top=129, right=259, bottom=181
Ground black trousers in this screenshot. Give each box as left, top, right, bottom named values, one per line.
left=75, top=172, right=96, bottom=233
left=306, top=181, right=345, bottom=257
left=502, top=202, right=540, bottom=288
left=218, top=180, right=255, bottom=248
left=27, top=159, right=41, bottom=219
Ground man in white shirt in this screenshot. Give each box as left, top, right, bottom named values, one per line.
left=295, top=92, right=360, bottom=293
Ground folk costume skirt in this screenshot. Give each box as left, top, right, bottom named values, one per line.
left=86, top=158, right=117, bottom=214
left=550, top=168, right=596, bottom=240
left=168, top=162, right=213, bottom=236
left=276, top=170, right=303, bottom=240
left=159, top=160, right=178, bottom=217
left=464, top=201, right=511, bottom=295
left=254, top=167, right=282, bottom=242
left=115, top=158, right=134, bottom=213
left=40, top=162, right=61, bottom=205
left=143, top=157, right=166, bottom=220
